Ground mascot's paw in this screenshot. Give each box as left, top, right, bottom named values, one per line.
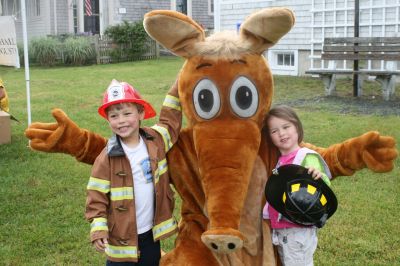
left=25, top=108, right=85, bottom=154
left=361, top=131, right=398, bottom=172
left=339, top=131, right=398, bottom=172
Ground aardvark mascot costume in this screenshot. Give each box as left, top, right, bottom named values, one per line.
left=25, top=8, right=397, bottom=266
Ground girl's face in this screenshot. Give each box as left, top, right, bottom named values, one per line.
left=107, top=103, right=144, bottom=146
left=267, top=115, right=300, bottom=155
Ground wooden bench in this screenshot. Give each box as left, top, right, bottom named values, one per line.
left=306, top=37, right=400, bottom=100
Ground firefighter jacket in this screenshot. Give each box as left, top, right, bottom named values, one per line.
left=85, top=83, right=182, bottom=262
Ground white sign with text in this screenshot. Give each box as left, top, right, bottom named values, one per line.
left=0, top=16, right=20, bottom=68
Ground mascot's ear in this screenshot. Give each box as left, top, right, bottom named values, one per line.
left=144, top=10, right=205, bottom=58
left=240, top=7, right=295, bottom=54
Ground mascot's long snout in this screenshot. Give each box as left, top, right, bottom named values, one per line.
left=193, top=120, right=261, bottom=253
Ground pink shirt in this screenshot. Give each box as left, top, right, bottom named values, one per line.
left=263, top=148, right=303, bottom=229
left=278, top=148, right=299, bottom=166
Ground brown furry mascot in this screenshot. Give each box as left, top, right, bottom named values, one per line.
left=25, top=8, right=397, bottom=265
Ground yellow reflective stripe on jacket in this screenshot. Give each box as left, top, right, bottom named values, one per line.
left=153, top=217, right=177, bottom=239
left=91, top=217, right=108, bottom=233
left=105, top=244, right=138, bottom=259
left=163, top=95, right=181, bottom=111
left=157, top=159, right=168, bottom=185
left=151, top=125, right=172, bottom=152
left=154, top=159, right=168, bottom=185
left=87, top=177, right=110, bottom=193
left=110, top=187, right=134, bottom=201
left=158, top=159, right=168, bottom=176
left=154, top=168, right=159, bottom=185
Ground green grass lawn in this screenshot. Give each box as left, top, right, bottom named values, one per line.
left=0, top=57, right=399, bottom=265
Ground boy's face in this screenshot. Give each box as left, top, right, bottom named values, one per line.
left=267, top=115, right=299, bottom=155
left=107, top=103, right=144, bottom=145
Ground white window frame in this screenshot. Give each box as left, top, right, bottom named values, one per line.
left=267, top=50, right=298, bottom=76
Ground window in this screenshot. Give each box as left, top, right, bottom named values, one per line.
left=0, top=0, right=20, bottom=17
left=267, top=50, right=298, bottom=75
left=73, top=2, right=78, bottom=34
left=277, top=53, right=294, bottom=67
left=208, top=0, right=214, bottom=15
left=29, top=0, right=40, bottom=17
left=176, top=0, right=187, bottom=15
left=0, top=0, right=40, bottom=18
left=84, top=0, right=100, bottom=34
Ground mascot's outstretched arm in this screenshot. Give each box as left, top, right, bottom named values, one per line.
left=25, top=108, right=106, bottom=164
left=303, top=131, right=397, bottom=178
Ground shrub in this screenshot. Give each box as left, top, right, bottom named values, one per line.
left=104, top=21, right=148, bottom=60
left=29, top=37, right=60, bottom=66
left=62, top=37, right=95, bottom=65
left=17, top=42, right=25, bottom=65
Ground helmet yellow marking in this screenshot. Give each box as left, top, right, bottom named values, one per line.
left=307, top=184, right=317, bottom=195
left=291, top=183, right=300, bottom=192
left=282, top=192, right=286, bottom=203
left=320, top=194, right=327, bottom=206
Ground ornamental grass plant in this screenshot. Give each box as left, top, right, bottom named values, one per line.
left=62, top=37, right=96, bottom=66
left=0, top=57, right=399, bottom=265
left=29, top=37, right=60, bottom=67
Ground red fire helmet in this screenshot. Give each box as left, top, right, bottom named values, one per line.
left=98, top=79, right=156, bottom=119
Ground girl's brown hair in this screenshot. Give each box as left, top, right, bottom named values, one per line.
left=265, top=105, right=304, bottom=143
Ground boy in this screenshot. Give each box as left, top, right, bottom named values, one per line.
left=85, top=79, right=181, bottom=265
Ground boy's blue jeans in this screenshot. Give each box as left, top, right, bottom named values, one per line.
left=106, top=230, right=161, bottom=266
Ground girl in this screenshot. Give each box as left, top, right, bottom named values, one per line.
left=263, top=105, right=331, bottom=266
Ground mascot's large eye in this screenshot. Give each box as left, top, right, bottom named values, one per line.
left=193, top=79, right=221, bottom=120
left=230, top=76, right=258, bottom=118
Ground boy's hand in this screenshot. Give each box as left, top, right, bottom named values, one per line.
left=307, top=167, right=323, bottom=180
left=93, top=238, right=108, bottom=253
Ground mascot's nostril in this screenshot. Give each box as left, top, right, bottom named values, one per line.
left=228, top=243, right=236, bottom=250
left=201, top=230, right=244, bottom=254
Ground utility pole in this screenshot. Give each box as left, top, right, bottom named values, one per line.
left=353, top=0, right=360, bottom=96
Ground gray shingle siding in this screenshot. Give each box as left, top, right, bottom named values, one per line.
left=11, top=0, right=214, bottom=41
left=220, top=1, right=313, bottom=50
left=55, top=1, right=69, bottom=34
left=115, top=0, right=170, bottom=23
left=192, top=1, right=213, bottom=29
left=14, top=0, right=50, bottom=40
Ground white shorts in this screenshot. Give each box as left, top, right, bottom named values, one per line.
left=272, top=227, right=318, bottom=266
